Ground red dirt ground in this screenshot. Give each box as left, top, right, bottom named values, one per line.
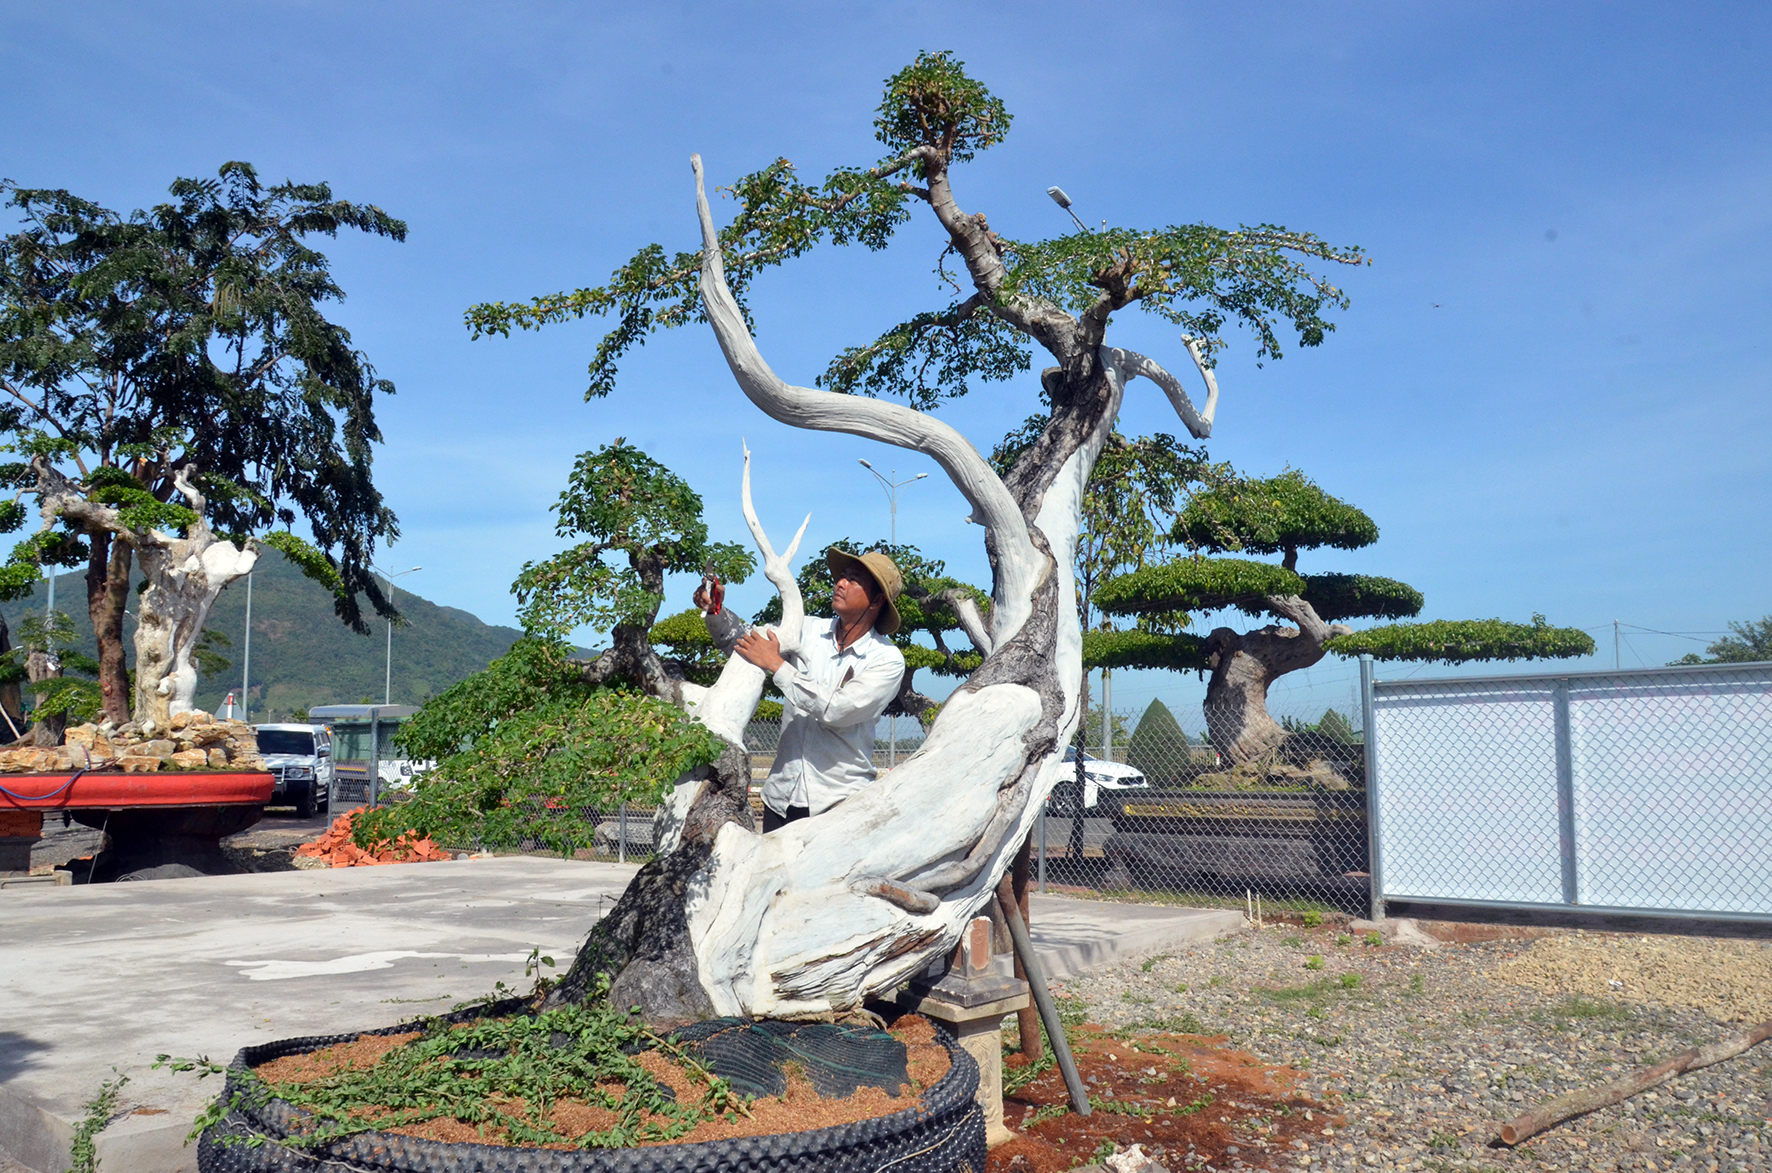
left=989, top=1022, right=1339, bottom=1172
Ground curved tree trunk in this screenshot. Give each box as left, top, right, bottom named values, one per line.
left=1202, top=594, right=1350, bottom=763
left=548, top=156, right=1230, bottom=1022
left=85, top=532, right=134, bottom=725
left=33, top=460, right=256, bottom=730
left=24, top=649, right=65, bottom=747
left=130, top=470, right=258, bottom=727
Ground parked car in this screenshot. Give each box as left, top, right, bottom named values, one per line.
left=1047, top=746, right=1148, bottom=815
left=253, top=724, right=335, bottom=818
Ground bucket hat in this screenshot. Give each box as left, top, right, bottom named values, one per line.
left=825, top=548, right=903, bottom=636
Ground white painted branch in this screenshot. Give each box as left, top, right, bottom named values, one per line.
left=937, top=588, right=994, bottom=658
left=692, top=154, right=1042, bottom=649
left=680, top=446, right=807, bottom=747
left=1110, top=344, right=1218, bottom=440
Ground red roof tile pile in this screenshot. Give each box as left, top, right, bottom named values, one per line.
left=295, top=810, right=451, bottom=867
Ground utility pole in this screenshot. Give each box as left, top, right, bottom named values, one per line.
left=856, top=461, right=927, bottom=768
left=1614, top=619, right=1620, bottom=671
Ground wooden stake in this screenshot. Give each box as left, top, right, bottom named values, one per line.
left=1499, top=1016, right=1772, bottom=1145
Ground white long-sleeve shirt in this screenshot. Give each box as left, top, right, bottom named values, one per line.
left=761, top=616, right=907, bottom=817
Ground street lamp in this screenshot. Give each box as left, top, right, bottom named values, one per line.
left=856, top=459, right=927, bottom=545
left=1046, top=186, right=1091, bottom=234
left=856, top=461, right=927, bottom=770
left=375, top=565, right=422, bottom=705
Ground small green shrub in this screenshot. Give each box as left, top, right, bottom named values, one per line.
left=1334, top=933, right=1353, bottom=947
left=1301, top=910, right=1324, bottom=928
left=1363, top=931, right=1384, bottom=947
left=1338, top=973, right=1361, bottom=989
left=1304, top=955, right=1325, bottom=971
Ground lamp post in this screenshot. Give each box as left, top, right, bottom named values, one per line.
left=375, top=566, right=422, bottom=705
left=856, top=461, right=926, bottom=769
left=856, top=460, right=926, bottom=545
left=1046, top=186, right=1092, bottom=234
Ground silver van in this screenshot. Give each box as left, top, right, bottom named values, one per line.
left=253, top=724, right=335, bottom=819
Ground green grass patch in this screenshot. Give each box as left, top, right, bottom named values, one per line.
left=1544, top=996, right=1634, bottom=1024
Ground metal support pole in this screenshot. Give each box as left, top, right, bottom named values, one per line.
left=618, top=804, right=627, bottom=864
left=368, top=708, right=381, bottom=809
left=1359, top=655, right=1385, bottom=923
left=1552, top=679, right=1580, bottom=905
left=997, top=888, right=1090, bottom=1117
left=1037, top=806, right=1047, bottom=892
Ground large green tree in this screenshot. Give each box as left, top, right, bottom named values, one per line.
left=512, top=439, right=754, bottom=701
left=1091, top=468, right=1594, bottom=761
left=468, top=52, right=1365, bottom=1021
left=0, top=163, right=401, bottom=724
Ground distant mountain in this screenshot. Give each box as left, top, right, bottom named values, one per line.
left=0, top=551, right=524, bottom=721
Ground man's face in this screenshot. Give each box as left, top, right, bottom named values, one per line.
left=832, top=568, right=880, bottom=618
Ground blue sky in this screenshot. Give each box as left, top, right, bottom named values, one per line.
left=4, top=2, right=1767, bottom=727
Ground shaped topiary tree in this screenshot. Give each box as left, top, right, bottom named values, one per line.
left=1091, top=468, right=1594, bottom=763
left=467, top=52, right=1367, bottom=1021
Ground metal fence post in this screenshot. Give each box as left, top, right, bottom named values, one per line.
left=1037, top=806, right=1047, bottom=892
left=1359, top=655, right=1385, bottom=923
left=618, top=804, right=627, bottom=864
left=368, top=708, right=381, bottom=809
left=1552, top=678, right=1579, bottom=905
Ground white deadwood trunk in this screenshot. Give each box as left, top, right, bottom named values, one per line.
left=34, top=461, right=257, bottom=728
left=551, top=155, right=1221, bottom=1022
left=609, top=159, right=1217, bottom=1018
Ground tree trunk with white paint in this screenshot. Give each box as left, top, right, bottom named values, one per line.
left=550, top=155, right=1223, bottom=1022
left=33, top=461, right=257, bottom=731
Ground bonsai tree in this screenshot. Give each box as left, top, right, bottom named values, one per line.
left=1091, top=467, right=1594, bottom=762
left=463, top=52, right=1365, bottom=1020
left=0, top=164, right=403, bottom=724
left=362, top=440, right=749, bottom=861
left=512, top=438, right=754, bottom=699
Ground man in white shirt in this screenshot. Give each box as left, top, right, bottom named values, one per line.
left=734, top=548, right=908, bottom=832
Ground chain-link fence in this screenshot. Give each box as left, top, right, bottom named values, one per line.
left=444, top=712, right=1373, bottom=913
left=1036, top=710, right=1371, bottom=915
left=1366, top=660, right=1772, bottom=922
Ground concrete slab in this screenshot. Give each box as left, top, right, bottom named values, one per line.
left=0, top=859, right=1242, bottom=1172
left=1027, top=893, right=1244, bottom=982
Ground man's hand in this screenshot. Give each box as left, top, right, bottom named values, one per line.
left=734, top=628, right=786, bottom=674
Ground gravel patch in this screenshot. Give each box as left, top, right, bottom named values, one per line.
left=1049, top=920, right=1772, bottom=1172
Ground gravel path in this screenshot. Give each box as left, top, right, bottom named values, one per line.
left=1050, top=920, right=1772, bottom=1172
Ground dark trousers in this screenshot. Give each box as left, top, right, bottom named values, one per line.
left=762, top=804, right=811, bottom=833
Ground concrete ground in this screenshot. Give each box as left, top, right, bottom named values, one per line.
left=0, top=856, right=1239, bottom=1173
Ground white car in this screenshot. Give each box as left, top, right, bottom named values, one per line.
left=253, top=724, right=335, bottom=819
left=1050, top=745, right=1148, bottom=812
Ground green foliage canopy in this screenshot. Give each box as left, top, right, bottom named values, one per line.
left=367, top=637, right=727, bottom=856
left=465, top=52, right=1362, bottom=415
left=513, top=441, right=753, bottom=639
left=1325, top=615, right=1596, bottom=663
left=1172, top=469, right=1378, bottom=566
left=0, top=162, right=404, bottom=627
left=1669, top=616, right=1772, bottom=665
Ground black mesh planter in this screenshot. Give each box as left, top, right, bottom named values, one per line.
left=196, top=1000, right=985, bottom=1173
